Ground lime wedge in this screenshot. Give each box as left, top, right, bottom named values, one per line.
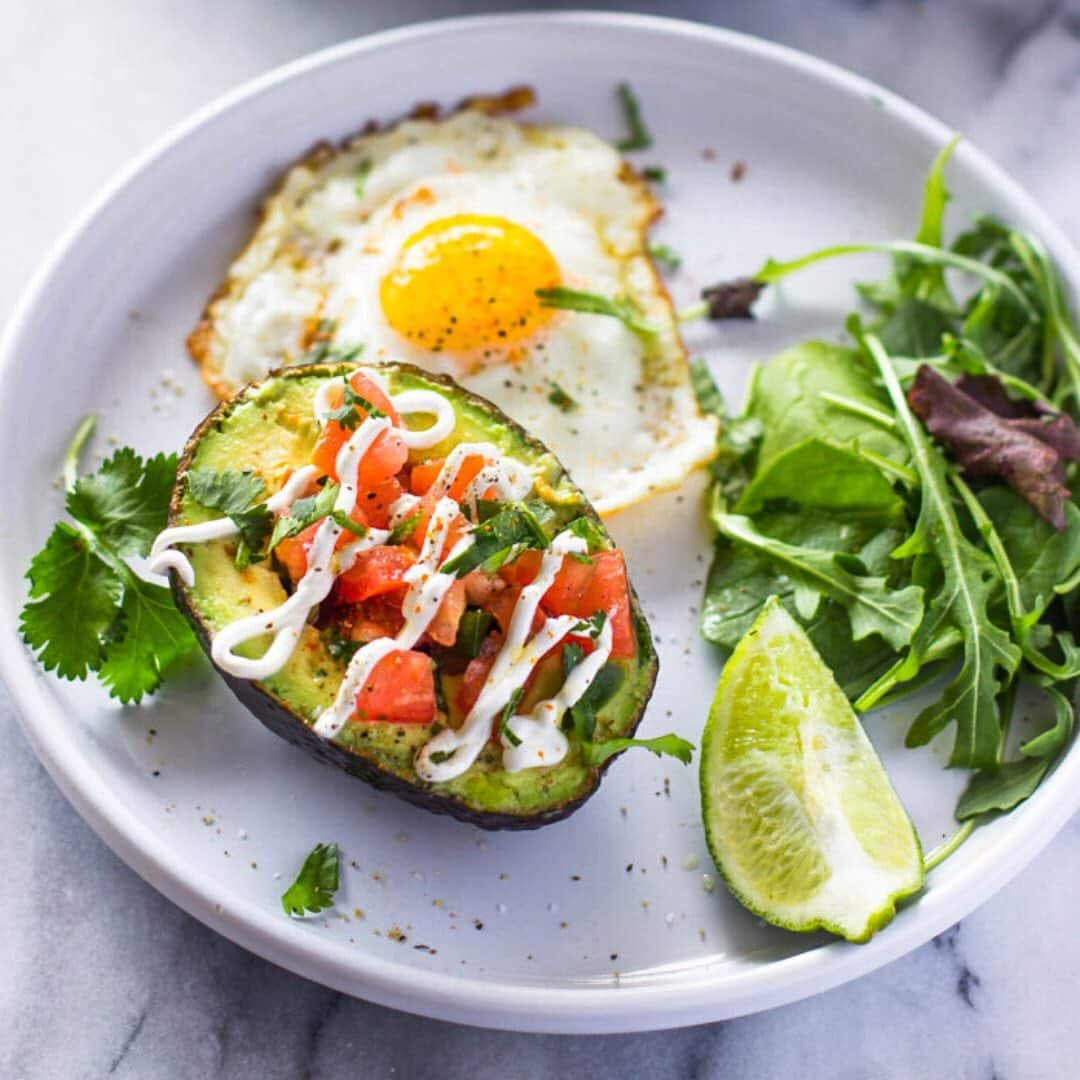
left=700, top=597, right=923, bottom=942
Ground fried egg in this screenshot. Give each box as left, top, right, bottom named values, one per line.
left=189, top=98, right=717, bottom=514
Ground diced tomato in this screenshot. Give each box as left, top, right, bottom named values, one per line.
left=275, top=523, right=317, bottom=584
left=338, top=595, right=407, bottom=643
left=355, top=476, right=405, bottom=530
left=312, top=372, right=406, bottom=484
left=425, top=578, right=467, bottom=647
left=409, top=454, right=486, bottom=500
left=498, top=549, right=636, bottom=659
left=335, top=545, right=416, bottom=604
left=457, top=630, right=503, bottom=714
left=352, top=649, right=435, bottom=725
left=274, top=504, right=370, bottom=584
left=574, top=551, right=636, bottom=659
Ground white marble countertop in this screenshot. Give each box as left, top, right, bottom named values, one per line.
left=4, top=1, right=1080, bottom=1076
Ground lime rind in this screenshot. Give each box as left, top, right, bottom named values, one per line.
left=701, top=597, right=924, bottom=943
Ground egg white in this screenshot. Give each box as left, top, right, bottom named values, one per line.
left=190, top=108, right=717, bottom=513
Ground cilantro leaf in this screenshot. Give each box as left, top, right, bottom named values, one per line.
left=20, top=523, right=122, bottom=680
left=67, top=448, right=179, bottom=557
left=98, top=580, right=196, bottom=703
left=326, top=384, right=385, bottom=431
left=535, top=287, right=659, bottom=335
left=547, top=382, right=577, bottom=412
left=442, top=500, right=555, bottom=578
left=186, top=467, right=266, bottom=516
left=499, top=688, right=525, bottom=747
left=281, top=842, right=340, bottom=917
left=580, top=733, right=695, bottom=768
left=269, top=484, right=340, bottom=553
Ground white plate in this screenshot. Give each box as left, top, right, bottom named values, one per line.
left=2, top=12, right=1079, bottom=1034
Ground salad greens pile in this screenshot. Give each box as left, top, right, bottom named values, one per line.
left=698, top=140, right=1080, bottom=830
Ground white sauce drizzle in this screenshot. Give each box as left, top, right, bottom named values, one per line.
left=149, top=368, right=610, bottom=779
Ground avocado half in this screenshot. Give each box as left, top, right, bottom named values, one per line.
left=168, top=362, right=659, bottom=829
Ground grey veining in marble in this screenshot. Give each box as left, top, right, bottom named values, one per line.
left=4, top=1, right=1080, bottom=1077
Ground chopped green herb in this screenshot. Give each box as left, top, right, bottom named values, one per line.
left=648, top=244, right=681, bottom=272
left=354, top=158, right=373, bottom=199
left=281, top=842, right=340, bottom=917
left=566, top=516, right=606, bottom=553
left=642, top=165, right=666, bottom=183
left=186, top=467, right=266, bottom=516
left=547, top=382, right=577, bottom=412
left=615, top=82, right=651, bottom=152
left=269, top=483, right=340, bottom=554
left=442, top=500, right=555, bottom=578
left=322, top=625, right=360, bottom=664
left=499, top=688, right=525, bottom=747
left=325, top=384, right=386, bottom=431
left=388, top=508, right=423, bottom=545
left=580, top=733, right=695, bottom=768
left=535, top=287, right=658, bottom=335
left=454, top=609, right=494, bottom=658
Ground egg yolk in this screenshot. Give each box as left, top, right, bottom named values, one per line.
left=380, top=214, right=561, bottom=354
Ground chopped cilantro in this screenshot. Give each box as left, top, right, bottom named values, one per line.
left=269, top=483, right=340, bottom=553
left=566, top=516, right=606, bottom=553
left=547, top=382, right=577, bottom=413
left=442, top=500, right=555, bottom=578
left=325, top=383, right=385, bottom=431
left=454, top=609, right=494, bottom=658
left=648, top=244, right=681, bottom=273
left=615, top=82, right=651, bottom=152
left=499, top=688, right=525, bottom=747
left=281, top=842, right=340, bottom=917
left=642, top=165, right=666, bottom=183
left=388, top=508, right=423, bottom=544
left=354, top=158, right=373, bottom=199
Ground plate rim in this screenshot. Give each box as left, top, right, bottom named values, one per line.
left=3, top=9, right=1080, bottom=1034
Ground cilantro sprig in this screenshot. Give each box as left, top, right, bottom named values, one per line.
left=20, top=418, right=198, bottom=703
left=186, top=467, right=273, bottom=568
left=281, top=842, right=340, bottom=917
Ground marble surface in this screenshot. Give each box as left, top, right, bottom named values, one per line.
left=3, top=0, right=1080, bottom=1076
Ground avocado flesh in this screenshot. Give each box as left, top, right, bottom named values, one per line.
left=171, top=363, right=659, bottom=829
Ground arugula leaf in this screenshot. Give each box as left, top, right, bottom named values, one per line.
left=712, top=511, right=923, bottom=650
left=861, top=331, right=1021, bottom=767
left=20, top=423, right=198, bottom=702
left=955, top=756, right=1050, bottom=821
left=690, top=360, right=724, bottom=418
left=702, top=510, right=903, bottom=699
left=186, top=467, right=266, bottom=517
left=281, top=842, right=340, bottom=917
left=615, top=82, right=651, bottom=152
left=535, top=287, right=659, bottom=335
left=648, top=244, right=681, bottom=272
left=1020, top=681, right=1075, bottom=760
left=580, top=733, right=695, bottom=767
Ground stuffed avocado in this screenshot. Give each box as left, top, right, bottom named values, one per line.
left=150, top=362, right=658, bottom=828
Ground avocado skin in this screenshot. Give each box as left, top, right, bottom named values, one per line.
left=168, top=362, right=659, bottom=830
